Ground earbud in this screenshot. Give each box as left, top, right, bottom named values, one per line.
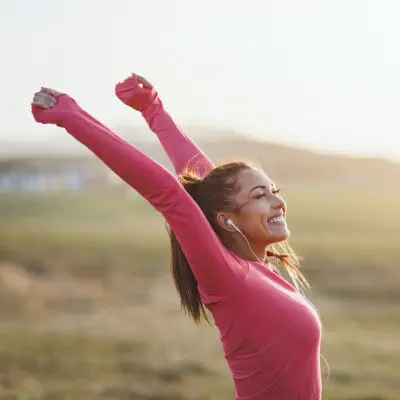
left=227, top=219, right=241, bottom=234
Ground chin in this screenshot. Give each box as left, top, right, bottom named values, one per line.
left=271, top=235, right=290, bottom=244
left=260, top=222, right=290, bottom=245
left=268, top=229, right=290, bottom=244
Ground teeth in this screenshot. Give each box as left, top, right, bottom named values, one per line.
left=270, top=216, right=285, bottom=224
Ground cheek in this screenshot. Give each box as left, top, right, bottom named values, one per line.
left=235, top=199, right=276, bottom=233
left=245, top=200, right=271, bottom=214
left=238, top=207, right=263, bottom=224
left=239, top=201, right=271, bottom=219
left=249, top=215, right=272, bottom=241
left=239, top=208, right=271, bottom=235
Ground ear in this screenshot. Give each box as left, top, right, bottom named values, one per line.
left=216, top=212, right=237, bottom=233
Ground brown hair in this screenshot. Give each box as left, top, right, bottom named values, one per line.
left=167, top=160, right=309, bottom=324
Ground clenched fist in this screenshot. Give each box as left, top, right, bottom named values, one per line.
left=115, top=73, right=159, bottom=112
left=31, top=87, right=80, bottom=126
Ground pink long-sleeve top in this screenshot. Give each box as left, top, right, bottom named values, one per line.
left=32, top=85, right=322, bottom=399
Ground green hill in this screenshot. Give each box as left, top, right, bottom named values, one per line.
left=1, top=133, right=399, bottom=188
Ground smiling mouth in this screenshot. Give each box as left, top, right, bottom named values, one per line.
left=268, top=215, right=286, bottom=225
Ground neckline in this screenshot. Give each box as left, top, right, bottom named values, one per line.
left=226, top=248, right=276, bottom=272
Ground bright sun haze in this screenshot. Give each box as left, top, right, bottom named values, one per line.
left=1, top=0, right=399, bottom=161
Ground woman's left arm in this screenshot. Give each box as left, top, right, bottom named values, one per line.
left=116, top=75, right=215, bottom=178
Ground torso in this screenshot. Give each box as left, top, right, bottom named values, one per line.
left=201, top=258, right=322, bottom=400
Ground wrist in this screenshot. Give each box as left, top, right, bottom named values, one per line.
left=141, top=93, right=163, bottom=114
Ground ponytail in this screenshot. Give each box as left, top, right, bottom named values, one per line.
left=168, top=172, right=210, bottom=324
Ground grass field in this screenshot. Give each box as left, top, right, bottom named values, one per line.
left=0, top=187, right=399, bottom=399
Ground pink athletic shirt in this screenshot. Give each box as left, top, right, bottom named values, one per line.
left=32, top=79, right=322, bottom=399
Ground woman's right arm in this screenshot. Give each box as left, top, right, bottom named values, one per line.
left=115, top=75, right=215, bottom=178
left=31, top=92, right=245, bottom=297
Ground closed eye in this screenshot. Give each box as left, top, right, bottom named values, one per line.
left=254, top=188, right=281, bottom=199
left=250, top=184, right=283, bottom=199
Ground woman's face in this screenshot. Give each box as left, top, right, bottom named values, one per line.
left=231, top=168, right=289, bottom=245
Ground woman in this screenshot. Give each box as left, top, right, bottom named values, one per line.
left=31, top=74, right=322, bottom=399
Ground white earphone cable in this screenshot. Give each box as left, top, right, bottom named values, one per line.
left=227, top=220, right=265, bottom=266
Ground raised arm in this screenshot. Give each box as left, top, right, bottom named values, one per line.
left=115, top=74, right=214, bottom=178
left=31, top=89, right=245, bottom=297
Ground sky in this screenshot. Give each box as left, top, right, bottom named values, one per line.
left=1, top=0, right=399, bottom=161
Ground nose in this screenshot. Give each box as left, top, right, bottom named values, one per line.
left=272, top=195, right=286, bottom=213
